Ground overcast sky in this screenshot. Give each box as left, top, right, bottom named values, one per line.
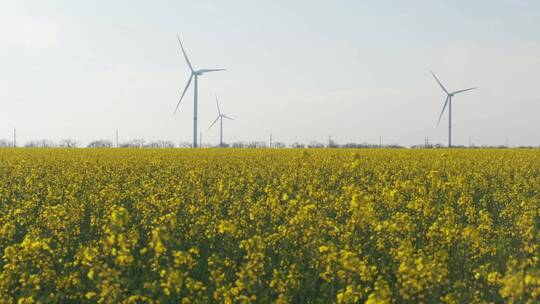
left=1, top=0, right=539, bottom=147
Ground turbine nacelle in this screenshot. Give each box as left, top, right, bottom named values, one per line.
left=194, top=69, right=226, bottom=76
left=447, top=89, right=477, bottom=98
left=450, top=87, right=478, bottom=97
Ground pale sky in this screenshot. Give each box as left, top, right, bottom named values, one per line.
left=1, top=0, right=539, bottom=147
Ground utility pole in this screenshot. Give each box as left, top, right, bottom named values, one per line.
left=328, top=135, right=331, bottom=148
left=269, top=134, right=272, bottom=148
left=424, top=137, right=429, bottom=148
left=116, top=130, right=119, bottom=148
left=13, top=127, right=16, bottom=148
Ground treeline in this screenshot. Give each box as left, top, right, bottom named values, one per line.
left=0, top=139, right=178, bottom=148
left=0, top=138, right=538, bottom=149
left=410, top=143, right=539, bottom=149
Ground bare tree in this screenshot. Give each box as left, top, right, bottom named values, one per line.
left=145, top=140, right=176, bottom=148
left=59, top=139, right=78, bottom=148
left=87, top=140, right=113, bottom=148
left=231, top=141, right=247, bottom=148
left=25, top=140, right=56, bottom=148
left=0, top=139, right=11, bottom=148
left=248, top=141, right=267, bottom=148
left=307, top=141, right=324, bottom=148
left=120, top=139, right=145, bottom=148
left=178, top=142, right=192, bottom=148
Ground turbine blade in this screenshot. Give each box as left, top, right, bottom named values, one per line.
left=198, top=68, right=226, bottom=74
left=222, top=114, right=234, bottom=120
left=177, top=34, right=194, bottom=72
left=452, top=87, right=477, bottom=95
left=437, top=96, right=449, bottom=127
left=215, top=94, right=221, bottom=115
left=174, top=74, right=193, bottom=114
left=208, top=116, right=220, bottom=130
left=431, top=71, right=449, bottom=95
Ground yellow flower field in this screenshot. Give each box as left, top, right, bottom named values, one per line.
left=0, top=148, right=539, bottom=303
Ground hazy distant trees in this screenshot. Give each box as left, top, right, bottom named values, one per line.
left=342, top=143, right=362, bottom=148
left=23, top=139, right=78, bottom=148
left=307, top=141, right=325, bottom=148
left=247, top=141, right=267, bottom=148
left=87, top=140, right=113, bottom=148
left=178, top=142, right=193, bottom=148
left=3, top=137, right=535, bottom=149
left=146, top=140, right=175, bottom=148
left=59, top=139, right=78, bottom=148
left=120, top=139, right=145, bottom=148
left=209, top=143, right=233, bottom=148
left=229, top=142, right=268, bottom=148
left=384, top=144, right=405, bottom=149
left=24, top=140, right=55, bottom=148
left=231, top=142, right=247, bottom=148
left=0, top=139, right=12, bottom=147
left=411, top=143, right=445, bottom=149
left=115, top=139, right=177, bottom=148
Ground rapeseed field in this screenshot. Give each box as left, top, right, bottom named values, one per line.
left=0, top=148, right=539, bottom=303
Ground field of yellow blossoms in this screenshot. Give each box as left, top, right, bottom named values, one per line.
left=1, top=148, right=540, bottom=303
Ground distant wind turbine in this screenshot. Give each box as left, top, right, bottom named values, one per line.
left=208, top=95, right=234, bottom=147
left=431, top=71, right=477, bottom=147
left=174, top=34, right=226, bottom=148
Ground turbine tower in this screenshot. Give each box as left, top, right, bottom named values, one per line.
left=208, top=95, right=234, bottom=147
left=174, top=34, right=225, bottom=148
left=431, top=71, right=477, bottom=147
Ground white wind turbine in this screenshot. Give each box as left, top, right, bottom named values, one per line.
left=174, top=34, right=226, bottom=148
left=208, top=95, right=234, bottom=147
left=431, top=71, right=477, bottom=147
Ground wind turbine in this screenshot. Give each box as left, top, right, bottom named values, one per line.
left=208, top=95, right=234, bottom=147
left=431, top=71, right=477, bottom=147
left=174, top=34, right=225, bottom=148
